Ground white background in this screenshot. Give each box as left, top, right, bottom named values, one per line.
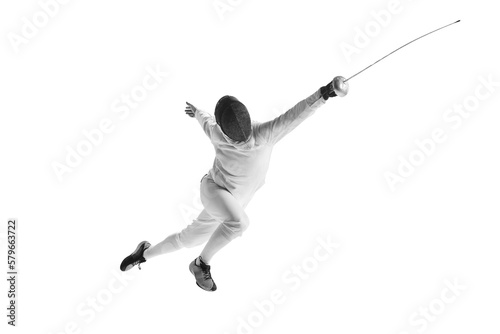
left=1, top=0, right=499, bottom=333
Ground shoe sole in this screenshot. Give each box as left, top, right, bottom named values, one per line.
left=122, top=241, right=150, bottom=271
left=196, top=282, right=217, bottom=291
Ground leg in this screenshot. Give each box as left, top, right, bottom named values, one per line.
left=144, top=209, right=219, bottom=261
left=198, top=175, right=250, bottom=264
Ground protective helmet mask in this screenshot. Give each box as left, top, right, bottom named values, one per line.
left=215, top=96, right=251, bottom=142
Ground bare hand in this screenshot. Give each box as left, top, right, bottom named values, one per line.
left=185, top=102, right=197, bottom=118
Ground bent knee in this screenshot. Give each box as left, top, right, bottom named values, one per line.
left=236, top=216, right=250, bottom=233
left=223, top=214, right=250, bottom=236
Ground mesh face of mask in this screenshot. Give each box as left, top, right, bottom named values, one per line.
left=215, top=96, right=251, bottom=142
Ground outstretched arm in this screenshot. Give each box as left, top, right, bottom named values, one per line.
left=256, top=89, right=324, bottom=145
left=185, top=101, right=216, bottom=139
left=257, top=78, right=348, bottom=145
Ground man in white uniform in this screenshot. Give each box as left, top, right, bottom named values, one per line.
left=120, top=78, right=348, bottom=291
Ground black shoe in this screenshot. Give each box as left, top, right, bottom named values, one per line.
left=120, top=241, right=151, bottom=271
left=189, top=256, right=217, bottom=291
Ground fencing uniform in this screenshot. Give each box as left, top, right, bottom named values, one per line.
left=121, top=78, right=345, bottom=291
left=172, top=89, right=327, bottom=255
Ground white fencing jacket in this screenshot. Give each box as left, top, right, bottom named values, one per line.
left=195, top=89, right=327, bottom=202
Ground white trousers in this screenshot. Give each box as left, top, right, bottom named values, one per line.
left=177, top=173, right=251, bottom=248
left=144, top=173, right=253, bottom=263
